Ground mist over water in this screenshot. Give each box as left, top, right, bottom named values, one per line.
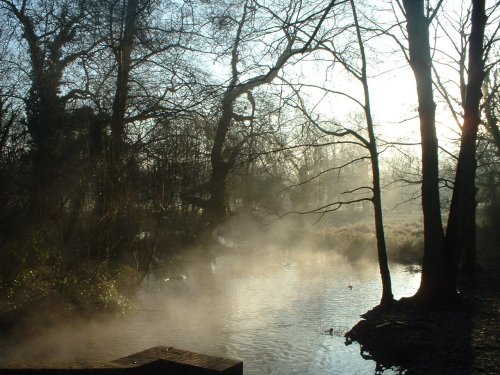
left=0, top=217, right=421, bottom=374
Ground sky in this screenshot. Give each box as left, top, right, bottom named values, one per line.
left=275, top=0, right=499, bottom=154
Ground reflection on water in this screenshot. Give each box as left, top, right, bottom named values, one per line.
left=0, top=248, right=419, bottom=374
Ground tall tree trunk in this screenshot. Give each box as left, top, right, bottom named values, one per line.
left=104, top=0, right=140, bottom=261
left=27, top=82, right=65, bottom=220
left=111, top=0, right=139, bottom=176
left=350, top=0, right=393, bottom=305
left=445, top=0, right=487, bottom=277
left=23, top=14, right=66, bottom=219
left=370, top=148, right=394, bottom=305
left=202, top=103, right=234, bottom=234
left=483, top=75, right=500, bottom=157
left=25, top=30, right=71, bottom=222
left=402, top=0, right=450, bottom=303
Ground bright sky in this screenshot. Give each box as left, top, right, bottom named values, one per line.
left=206, top=0, right=497, bottom=157
left=279, top=0, right=498, bottom=155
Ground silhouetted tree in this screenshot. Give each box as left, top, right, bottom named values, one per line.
left=431, top=0, right=498, bottom=273
left=445, top=0, right=487, bottom=277
left=401, top=0, right=489, bottom=303
left=401, top=0, right=449, bottom=303
left=182, top=0, right=322, bottom=238
left=0, top=0, right=94, bottom=219
left=285, top=0, right=394, bottom=305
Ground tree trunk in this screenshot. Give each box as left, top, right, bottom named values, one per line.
left=483, top=75, right=500, bottom=157
left=371, top=150, right=394, bottom=305
left=402, top=0, right=450, bottom=303
left=27, top=63, right=66, bottom=221
left=110, top=0, right=139, bottom=176
left=102, top=0, right=140, bottom=261
left=350, top=0, right=393, bottom=305
left=445, top=0, right=487, bottom=278
left=24, top=18, right=66, bottom=219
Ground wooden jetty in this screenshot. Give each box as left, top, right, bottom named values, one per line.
left=0, top=346, right=243, bottom=374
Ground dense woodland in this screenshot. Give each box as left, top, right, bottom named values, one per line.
left=0, top=0, right=499, bottom=317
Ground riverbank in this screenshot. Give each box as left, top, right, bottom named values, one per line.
left=0, top=263, right=138, bottom=337
left=346, top=261, right=500, bottom=374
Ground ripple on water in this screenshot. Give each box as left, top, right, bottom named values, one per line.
left=0, top=251, right=419, bottom=374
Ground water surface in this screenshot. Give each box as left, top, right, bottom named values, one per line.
left=0, top=248, right=419, bottom=374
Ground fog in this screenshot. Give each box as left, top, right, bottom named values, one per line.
left=0, top=1, right=497, bottom=374
left=0, top=213, right=422, bottom=374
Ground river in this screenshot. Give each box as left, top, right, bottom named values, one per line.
left=0, top=247, right=420, bottom=374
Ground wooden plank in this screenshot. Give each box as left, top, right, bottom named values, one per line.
left=112, top=346, right=243, bottom=374
left=0, top=346, right=243, bottom=375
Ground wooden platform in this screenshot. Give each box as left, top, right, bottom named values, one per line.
left=0, top=346, right=243, bottom=374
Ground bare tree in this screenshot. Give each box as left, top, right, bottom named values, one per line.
left=182, top=0, right=324, bottom=238
left=282, top=0, right=394, bottom=305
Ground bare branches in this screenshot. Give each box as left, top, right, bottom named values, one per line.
left=280, top=155, right=370, bottom=192
left=279, top=77, right=369, bottom=148
left=301, top=0, right=336, bottom=52
left=427, top=0, right=445, bottom=22
left=275, top=197, right=372, bottom=221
